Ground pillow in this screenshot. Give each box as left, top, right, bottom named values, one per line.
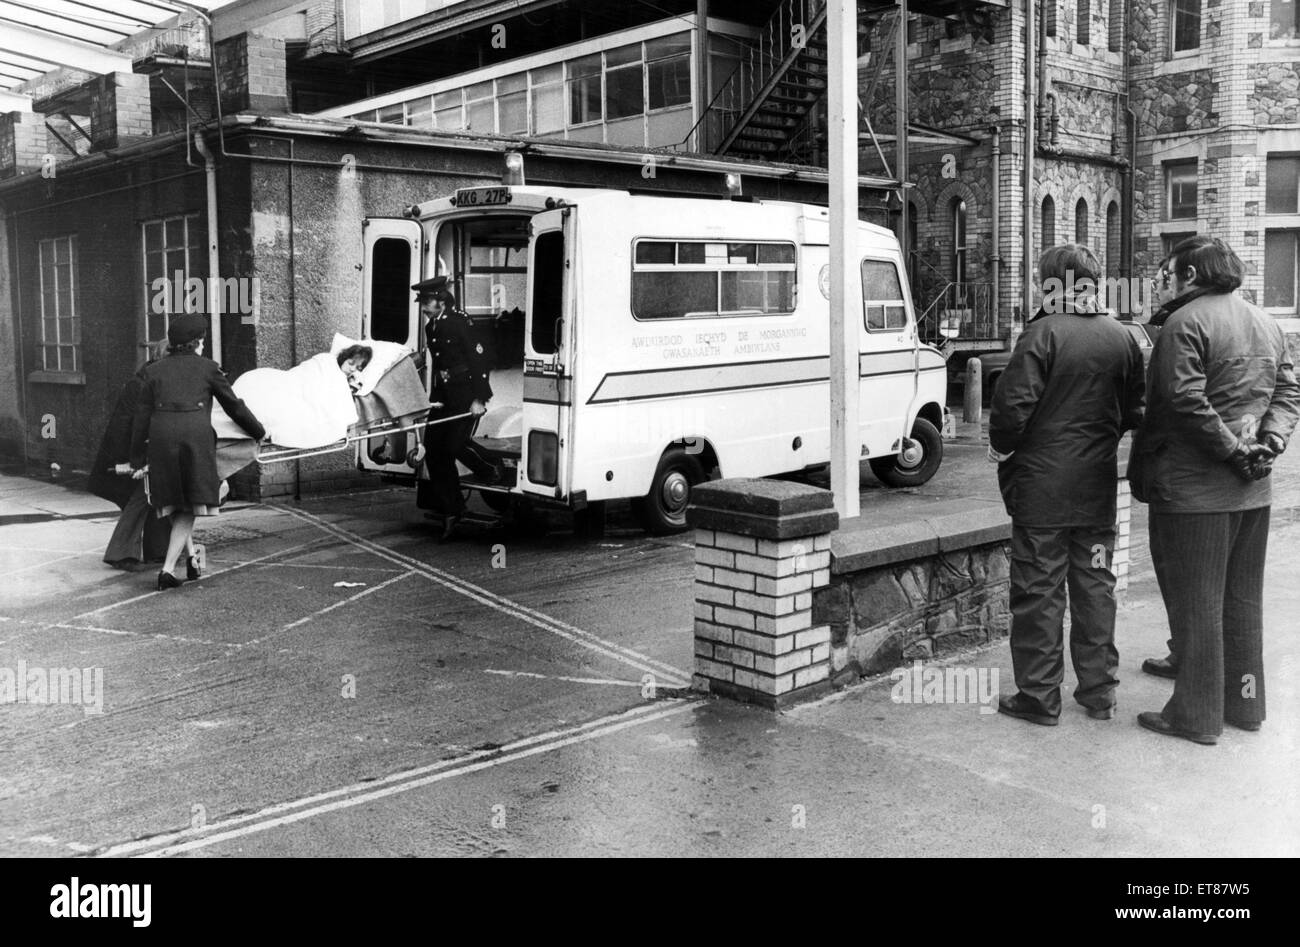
left=329, top=333, right=412, bottom=397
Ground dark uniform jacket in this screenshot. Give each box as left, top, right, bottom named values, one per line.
left=130, top=353, right=264, bottom=509
left=990, top=307, right=1145, bottom=527
left=88, top=363, right=154, bottom=509
left=1130, top=291, right=1300, bottom=513
left=425, top=307, right=493, bottom=406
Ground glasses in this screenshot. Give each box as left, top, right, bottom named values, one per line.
left=1155, top=268, right=1173, bottom=289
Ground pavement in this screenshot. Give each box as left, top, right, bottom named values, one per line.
left=1, top=417, right=1297, bottom=858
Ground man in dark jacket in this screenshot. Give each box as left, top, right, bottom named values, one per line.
left=990, top=244, right=1146, bottom=726
left=1129, top=237, right=1299, bottom=744
left=413, top=276, right=493, bottom=540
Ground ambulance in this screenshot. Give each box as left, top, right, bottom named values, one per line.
left=359, top=183, right=948, bottom=533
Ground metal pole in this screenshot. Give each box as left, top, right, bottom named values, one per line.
left=695, top=0, right=709, bottom=151
left=828, top=0, right=860, bottom=520
left=1023, top=0, right=1037, bottom=329
left=896, top=0, right=908, bottom=270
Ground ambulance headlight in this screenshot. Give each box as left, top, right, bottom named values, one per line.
left=528, top=430, right=558, bottom=486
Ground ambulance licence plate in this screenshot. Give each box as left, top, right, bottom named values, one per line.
left=456, top=187, right=512, bottom=207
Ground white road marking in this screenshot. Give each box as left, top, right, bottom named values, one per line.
left=271, top=570, right=416, bottom=636
left=66, top=537, right=328, bottom=622
left=95, top=699, right=695, bottom=858
left=0, top=552, right=89, bottom=578
left=483, top=669, right=647, bottom=687
left=275, top=505, right=691, bottom=686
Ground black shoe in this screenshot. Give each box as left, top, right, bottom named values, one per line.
left=1224, top=717, right=1262, bottom=732
left=1086, top=701, right=1117, bottom=720
left=186, top=556, right=200, bottom=581
left=157, top=571, right=182, bottom=591
left=1137, top=711, right=1217, bottom=745
left=1141, top=655, right=1178, bottom=679
left=997, top=693, right=1059, bottom=727
left=438, top=512, right=463, bottom=542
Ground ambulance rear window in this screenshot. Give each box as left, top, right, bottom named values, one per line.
left=632, top=239, right=797, bottom=319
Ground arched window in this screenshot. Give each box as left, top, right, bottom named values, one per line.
left=1105, top=201, right=1120, bottom=279
left=1075, top=198, right=1089, bottom=246
left=1042, top=196, right=1056, bottom=249
left=952, top=198, right=967, bottom=284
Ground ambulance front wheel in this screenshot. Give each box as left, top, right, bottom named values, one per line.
left=870, top=417, right=943, bottom=488
left=634, top=449, right=706, bottom=535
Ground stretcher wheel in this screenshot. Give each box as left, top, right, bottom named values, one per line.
left=406, top=447, right=425, bottom=467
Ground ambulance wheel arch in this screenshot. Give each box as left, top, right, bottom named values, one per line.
left=869, top=405, right=944, bottom=487
left=631, top=439, right=719, bottom=535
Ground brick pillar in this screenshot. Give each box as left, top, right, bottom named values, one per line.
left=216, top=32, right=288, bottom=114
left=687, top=479, right=839, bottom=709
left=0, top=111, right=48, bottom=178
left=89, top=72, right=152, bottom=150
left=1114, top=478, right=1131, bottom=594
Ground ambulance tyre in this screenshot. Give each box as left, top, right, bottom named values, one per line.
left=634, top=449, right=706, bottom=535
left=480, top=490, right=512, bottom=514
left=869, top=417, right=943, bottom=488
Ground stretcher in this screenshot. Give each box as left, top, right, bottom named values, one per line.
left=214, top=352, right=466, bottom=475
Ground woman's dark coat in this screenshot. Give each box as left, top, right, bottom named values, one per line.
left=130, top=352, right=265, bottom=512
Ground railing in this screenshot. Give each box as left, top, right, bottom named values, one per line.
left=677, top=0, right=827, bottom=155
left=916, top=281, right=996, bottom=343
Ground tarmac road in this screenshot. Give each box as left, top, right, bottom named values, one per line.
left=1, top=420, right=1296, bottom=858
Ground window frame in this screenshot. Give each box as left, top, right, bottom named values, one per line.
left=951, top=199, right=968, bottom=285
left=860, top=257, right=910, bottom=334
left=629, top=238, right=799, bottom=321
left=1263, top=229, right=1299, bottom=315
left=141, top=213, right=204, bottom=348
left=1265, top=154, right=1300, bottom=215
left=1169, top=0, right=1202, bottom=54
left=1269, top=0, right=1300, bottom=42
left=1165, top=160, right=1199, bottom=221
left=37, top=234, right=80, bottom=374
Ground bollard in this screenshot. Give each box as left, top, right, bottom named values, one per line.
left=964, top=357, right=983, bottom=422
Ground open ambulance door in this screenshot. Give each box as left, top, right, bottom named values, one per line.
left=519, top=207, right=576, bottom=503
left=359, top=217, right=424, bottom=474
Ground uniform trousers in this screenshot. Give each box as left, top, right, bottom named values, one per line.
left=1008, top=523, right=1119, bottom=716
left=418, top=383, right=476, bottom=515
left=1149, top=508, right=1269, bottom=736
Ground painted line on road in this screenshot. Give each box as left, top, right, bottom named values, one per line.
left=66, top=537, right=328, bottom=623
left=483, top=669, right=647, bottom=688
left=94, top=698, right=696, bottom=858
left=0, top=552, right=93, bottom=579
left=270, top=570, right=418, bottom=636
left=274, top=505, right=691, bottom=686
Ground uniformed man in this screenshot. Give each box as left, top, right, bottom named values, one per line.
left=413, top=276, right=493, bottom=539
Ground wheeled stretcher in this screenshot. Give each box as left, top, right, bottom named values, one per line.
left=214, top=352, right=463, bottom=476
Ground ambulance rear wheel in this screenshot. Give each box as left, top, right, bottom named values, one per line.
left=634, top=449, right=705, bottom=535
left=870, top=417, right=943, bottom=488
left=480, top=490, right=512, bottom=514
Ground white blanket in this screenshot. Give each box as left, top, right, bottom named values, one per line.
left=211, top=352, right=358, bottom=448
left=328, top=333, right=412, bottom=397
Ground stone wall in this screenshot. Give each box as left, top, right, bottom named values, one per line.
left=1131, top=70, right=1218, bottom=137
left=812, top=502, right=1011, bottom=683
left=1249, top=62, right=1300, bottom=124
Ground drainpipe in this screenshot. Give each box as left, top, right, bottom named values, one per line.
left=1121, top=0, right=1135, bottom=287
left=990, top=122, right=1001, bottom=328
left=1022, top=0, right=1036, bottom=331
left=1037, top=0, right=1048, bottom=150
left=193, top=132, right=222, bottom=367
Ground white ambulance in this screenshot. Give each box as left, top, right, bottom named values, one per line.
left=360, top=184, right=948, bottom=533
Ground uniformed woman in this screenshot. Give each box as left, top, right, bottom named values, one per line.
left=412, top=276, right=492, bottom=540
left=130, top=313, right=266, bottom=590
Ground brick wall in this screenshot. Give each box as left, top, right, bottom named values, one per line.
left=216, top=32, right=288, bottom=114
left=0, top=111, right=47, bottom=178
left=89, top=73, right=153, bottom=151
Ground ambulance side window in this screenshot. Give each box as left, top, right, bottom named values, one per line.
left=531, top=230, right=564, bottom=354
left=861, top=259, right=908, bottom=331
left=370, top=237, right=412, bottom=344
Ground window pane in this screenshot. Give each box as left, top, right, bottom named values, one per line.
left=678, top=242, right=706, bottom=264
left=886, top=305, right=907, bottom=329
left=721, top=271, right=794, bottom=313
left=466, top=81, right=493, bottom=100
left=377, top=103, right=404, bottom=124
left=1273, top=0, right=1300, bottom=39
left=165, top=217, right=185, bottom=249
left=635, top=241, right=675, bottom=264
left=1264, top=231, right=1297, bottom=308
left=648, top=55, right=691, bottom=110
left=646, top=34, right=691, bottom=60
left=1168, top=163, right=1197, bottom=219
left=606, top=45, right=641, bottom=68
left=758, top=244, right=795, bottom=264
left=605, top=64, right=644, bottom=120
left=862, top=260, right=904, bottom=300
left=727, top=243, right=757, bottom=264
left=467, top=98, right=494, bottom=133
left=434, top=104, right=464, bottom=131
left=43, top=318, right=58, bottom=343
left=166, top=249, right=187, bottom=279
left=532, top=64, right=562, bottom=84
left=407, top=97, right=432, bottom=128
left=144, top=223, right=163, bottom=253
left=568, top=59, right=602, bottom=125
left=499, top=90, right=527, bottom=135
left=497, top=73, right=526, bottom=95
left=369, top=238, right=411, bottom=344
left=532, top=82, right=563, bottom=134
left=1265, top=156, right=1300, bottom=214
left=568, top=54, right=601, bottom=78
left=633, top=272, right=717, bottom=318
left=1173, top=0, right=1201, bottom=50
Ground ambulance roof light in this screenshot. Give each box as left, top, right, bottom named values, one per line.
left=504, top=152, right=525, bottom=186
